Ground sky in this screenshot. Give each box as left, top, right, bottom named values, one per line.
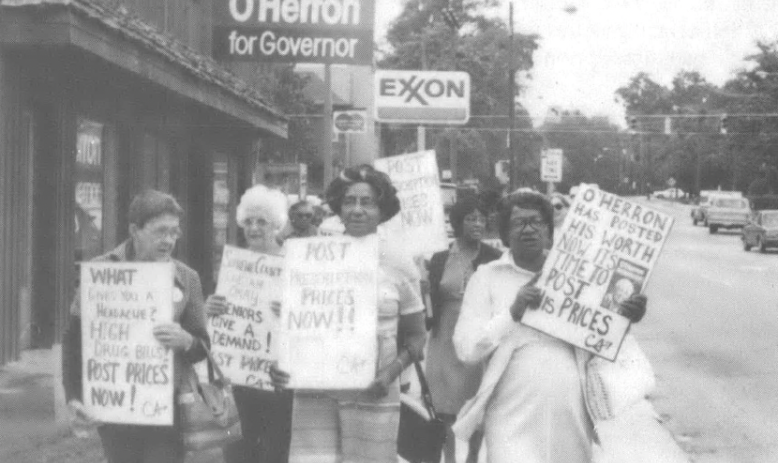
left=375, top=0, right=778, bottom=126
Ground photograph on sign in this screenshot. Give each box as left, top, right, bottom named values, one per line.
left=374, top=150, right=449, bottom=258
left=333, top=109, right=368, bottom=134
left=521, top=184, right=674, bottom=361
left=80, top=262, right=175, bottom=426
left=208, top=245, right=283, bottom=390
left=278, top=235, right=379, bottom=389
left=212, top=0, right=375, bottom=64
left=374, top=70, right=471, bottom=124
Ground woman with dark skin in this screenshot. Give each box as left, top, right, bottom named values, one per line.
left=453, top=191, right=647, bottom=463
left=425, top=196, right=502, bottom=463
left=270, top=165, right=427, bottom=463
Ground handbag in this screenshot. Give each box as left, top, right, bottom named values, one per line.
left=397, top=361, right=447, bottom=463
left=178, top=343, right=242, bottom=451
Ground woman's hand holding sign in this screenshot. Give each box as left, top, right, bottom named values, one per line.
left=153, top=323, right=194, bottom=351
left=205, top=294, right=228, bottom=316
left=510, top=273, right=543, bottom=321
left=618, top=293, right=647, bottom=323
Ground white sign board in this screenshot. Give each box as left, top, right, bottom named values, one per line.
left=375, top=70, right=470, bottom=124
left=333, top=109, right=368, bottom=134
left=209, top=246, right=283, bottom=390
left=375, top=150, right=449, bottom=258
left=278, top=235, right=379, bottom=389
left=521, top=185, right=674, bottom=360
left=80, top=262, right=174, bottom=425
left=541, top=149, right=563, bottom=183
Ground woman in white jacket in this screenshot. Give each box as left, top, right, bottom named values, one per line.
left=452, top=191, right=648, bottom=463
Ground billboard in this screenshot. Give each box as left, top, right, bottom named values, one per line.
left=213, top=0, right=375, bottom=65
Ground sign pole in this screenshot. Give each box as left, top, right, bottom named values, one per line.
left=323, top=63, right=334, bottom=187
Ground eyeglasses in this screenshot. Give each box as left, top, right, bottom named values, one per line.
left=553, top=203, right=566, bottom=210
left=242, top=217, right=270, bottom=228
left=511, top=216, right=547, bottom=231
left=342, top=196, right=378, bottom=208
left=146, top=226, right=182, bottom=240
left=464, top=215, right=486, bottom=224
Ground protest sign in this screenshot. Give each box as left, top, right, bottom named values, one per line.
left=209, top=245, right=283, bottom=390
left=374, top=150, right=449, bottom=258
left=80, top=262, right=174, bottom=425
left=521, top=185, right=674, bottom=361
left=278, top=235, right=378, bottom=389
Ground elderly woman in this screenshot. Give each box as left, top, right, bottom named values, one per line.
left=425, top=196, right=502, bottom=463
left=205, top=184, right=293, bottom=463
left=452, top=191, right=646, bottom=463
left=62, top=190, right=209, bottom=463
left=271, top=165, right=427, bottom=463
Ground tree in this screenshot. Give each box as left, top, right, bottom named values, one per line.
left=378, top=0, right=539, bottom=184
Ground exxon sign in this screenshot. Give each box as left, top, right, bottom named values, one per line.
left=374, top=70, right=470, bottom=125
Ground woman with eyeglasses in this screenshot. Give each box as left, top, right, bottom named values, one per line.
left=62, top=190, right=210, bottom=463
left=425, top=196, right=502, bottom=463
left=452, top=191, right=648, bottom=463
left=204, top=184, right=294, bottom=463
left=270, top=165, right=427, bottom=463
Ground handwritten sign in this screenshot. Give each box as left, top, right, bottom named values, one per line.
left=278, top=235, right=378, bottom=389
left=522, top=185, right=674, bottom=360
left=209, top=246, right=283, bottom=390
left=374, top=150, right=449, bottom=258
left=80, top=262, right=174, bottom=425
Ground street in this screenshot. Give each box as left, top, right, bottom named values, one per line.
left=635, top=198, right=778, bottom=462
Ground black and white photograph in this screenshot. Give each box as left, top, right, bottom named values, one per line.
left=1, top=0, right=777, bottom=462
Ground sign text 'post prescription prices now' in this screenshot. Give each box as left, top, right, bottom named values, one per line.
left=213, top=0, right=375, bottom=65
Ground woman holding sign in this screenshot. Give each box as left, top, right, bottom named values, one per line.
left=270, top=165, right=427, bottom=463
left=205, top=184, right=294, bottom=463
left=425, top=196, right=502, bottom=463
left=62, top=190, right=209, bottom=463
left=452, top=191, right=647, bottom=463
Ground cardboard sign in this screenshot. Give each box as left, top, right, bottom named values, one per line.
left=80, top=262, right=174, bottom=425
left=209, top=246, right=283, bottom=390
left=521, top=185, right=674, bottom=360
left=278, top=235, right=378, bottom=389
left=375, top=150, right=449, bottom=258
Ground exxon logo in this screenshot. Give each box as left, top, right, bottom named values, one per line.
left=378, top=75, right=466, bottom=105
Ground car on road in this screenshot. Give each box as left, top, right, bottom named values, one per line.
left=742, top=210, right=778, bottom=252
left=652, top=187, right=685, bottom=200
left=706, top=196, right=750, bottom=233
left=691, top=190, right=742, bottom=226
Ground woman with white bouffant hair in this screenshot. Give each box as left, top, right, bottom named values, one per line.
left=205, top=184, right=294, bottom=463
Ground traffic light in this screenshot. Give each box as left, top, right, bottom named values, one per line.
left=720, top=114, right=729, bottom=134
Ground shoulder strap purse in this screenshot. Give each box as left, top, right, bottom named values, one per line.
left=178, top=342, right=243, bottom=451
left=397, top=361, right=447, bottom=463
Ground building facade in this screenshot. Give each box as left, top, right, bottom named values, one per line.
left=0, top=0, right=288, bottom=364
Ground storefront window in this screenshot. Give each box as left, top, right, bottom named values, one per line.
left=75, top=118, right=104, bottom=261
left=213, top=159, right=230, bottom=278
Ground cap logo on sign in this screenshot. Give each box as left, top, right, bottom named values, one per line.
left=381, top=76, right=466, bottom=105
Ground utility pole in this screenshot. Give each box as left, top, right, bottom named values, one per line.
left=417, top=29, right=427, bottom=154
left=507, top=1, right=516, bottom=190
left=323, top=64, right=334, bottom=187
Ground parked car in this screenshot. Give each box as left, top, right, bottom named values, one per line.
left=706, top=196, right=751, bottom=234
left=652, top=187, right=685, bottom=199
left=742, top=210, right=778, bottom=252
left=691, top=190, right=742, bottom=226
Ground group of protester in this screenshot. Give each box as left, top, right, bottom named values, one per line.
left=62, top=165, right=657, bottom=463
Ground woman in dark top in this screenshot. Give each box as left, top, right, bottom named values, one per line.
left=62, top=190, right=209, bottom=463
left=425, top=196, right=502, bottom=463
